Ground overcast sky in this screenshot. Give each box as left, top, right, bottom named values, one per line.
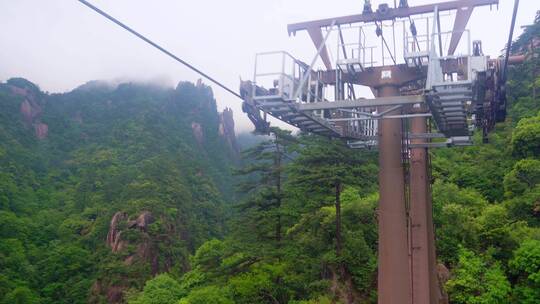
left=0, top=0, right=537, bottom=132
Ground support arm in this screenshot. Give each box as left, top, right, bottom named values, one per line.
left=307, top=27, right=333, bottom=70
left=448, top=6, right=474, bottom=55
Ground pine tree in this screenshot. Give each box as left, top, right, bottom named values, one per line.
left=234, top=127, right=296, bottom=253
left=288, top=134, right=374, bottom=268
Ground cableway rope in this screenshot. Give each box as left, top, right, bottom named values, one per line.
left=77, top=0, right=243, bottom=100
left=377, top=21, right=397, bottom=65
left=502, top=0, right=520, bottom=82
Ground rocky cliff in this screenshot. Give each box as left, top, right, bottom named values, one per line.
left=218, top=107, right=239, bottom=156
left=91, top=211, right=190, bottom=303
left=6, top=78, right=49, bottom=139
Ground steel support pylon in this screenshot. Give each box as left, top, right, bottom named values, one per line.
left=377, top=85, right=411, bottom=304
left=409, top=116, right=438, bottom=304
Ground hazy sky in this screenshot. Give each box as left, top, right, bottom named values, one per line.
left=0, top=0, right=537, bottom=132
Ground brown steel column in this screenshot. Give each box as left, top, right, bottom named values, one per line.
left=409, top=115, right=433, bottom=304
left=377, top=85, right=411, bottom=304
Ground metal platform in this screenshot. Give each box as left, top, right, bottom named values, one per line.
left=240, top=5, right=498, bottom=149
left=243, top=47, right=482, bottom=148
left=254, top=96, right=343, bottom=137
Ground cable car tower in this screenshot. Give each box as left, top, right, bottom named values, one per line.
left=74, top=0, right=522, bottom=302
left=240, top=0, right=521, bottom=303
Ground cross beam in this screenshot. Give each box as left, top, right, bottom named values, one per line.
left=287, top=0, right=498, bottom=69
left=297, top=95, right=424, bottom=111
left=287, top=0, right=499, bottom=35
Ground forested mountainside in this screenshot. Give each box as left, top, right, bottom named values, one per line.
left=0, top=78, right=239, bottom=303
left=1, top=14, right=540, bottom=304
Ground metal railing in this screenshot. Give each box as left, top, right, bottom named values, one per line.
left=427, top=29, right=474, bottom=88
left=252, top=51, right=322, bottom=103
left=336, top=25, right=377, bottom=71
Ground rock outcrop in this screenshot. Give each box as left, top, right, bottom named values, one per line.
left=34, top=123, right=48, bottom=140
left=191, top=122, right=204, bottom=144
left=19, top=98, right=41, bottom=125
left=106, top=212, right=128, bottom=252
left=128, top=211, right=154, bottom=231
left=7, top=79, right=49, bottom=139
left=94, top=211, right=181, bottom=303
left=218, top=107, right=239, bottom=155
left=106, top=211, right=157, bottom=261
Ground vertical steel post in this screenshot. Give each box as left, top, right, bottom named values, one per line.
left=409, top=115, right=433, bottom=304
left=377, top=85, right=411, bottom=304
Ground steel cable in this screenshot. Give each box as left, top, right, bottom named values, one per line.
left=77, top=0, right=243, bottom=100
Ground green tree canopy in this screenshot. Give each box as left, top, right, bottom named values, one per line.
left=129, top=274, right=185, bottom=304
left=512, top=112, right=540, bottom=158
left=446, top=248, right=511, bottom=304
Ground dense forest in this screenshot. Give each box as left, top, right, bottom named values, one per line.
left=0, top=78, right=239, bottom=303
left=1, top=13, right=540, bottom=304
